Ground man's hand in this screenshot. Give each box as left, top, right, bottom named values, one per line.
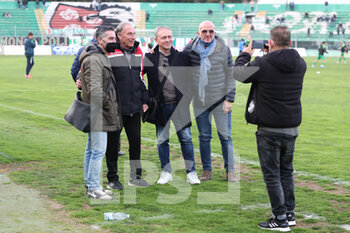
left=242, top=41, right=255, bottom=56
left=76, top=78, right=82, bottom=89
left=142, top=104, right=148, bottom=112
left=223, top=100, right=233, bottom=114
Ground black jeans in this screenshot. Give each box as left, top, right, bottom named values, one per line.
left=105, top=131, right=121, bottom=183
left=105, top=112, right=142, bottom=182
left=256, top=130, right=297, bottom=217
left=26, top=55, right=34, bottom=75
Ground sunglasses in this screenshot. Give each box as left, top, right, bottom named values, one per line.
left=162, top=57, right=169, bottom=67
left=201, top=30, right=215, bottom=34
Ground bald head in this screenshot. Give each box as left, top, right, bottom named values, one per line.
left=197, top=21, right=216, bottom=45
left=199, top=21, right=215, bottom=31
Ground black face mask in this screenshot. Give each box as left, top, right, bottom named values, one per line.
left=105, top=42, right=118, bottom=53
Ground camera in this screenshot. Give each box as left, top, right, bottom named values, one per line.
left=252, top=40, right=269, bottom=49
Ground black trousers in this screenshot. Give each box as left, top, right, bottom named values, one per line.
left=256, top=130, right=297, bottom=217
left=105, top=112, right=142, bottom=182
left=26, top=55, right=34, bottom=75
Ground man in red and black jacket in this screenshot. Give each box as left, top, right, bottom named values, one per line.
left=106, top=22, right=150, bottom=188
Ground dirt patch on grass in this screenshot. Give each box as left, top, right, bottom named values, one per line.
left=294, top=220, right=329, bottom=230
left=295, top=178, right=350, bottom=195
left=329, top=200, right=350, bottom=212
left=0, top=161, right=42, bottom=173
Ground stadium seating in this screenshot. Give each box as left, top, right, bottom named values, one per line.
left=0, top=1, right=349, bottom=43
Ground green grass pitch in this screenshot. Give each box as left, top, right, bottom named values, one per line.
left=0, top=55, right=349, bottom=232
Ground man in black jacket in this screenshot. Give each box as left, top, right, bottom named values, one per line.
left=24, top=32, right=36, bottom=79
left=234, top=26, right=306, bottom=232
left=143, top=26, right=200, bottom=185
left=107, top=22, right=149, bottom=188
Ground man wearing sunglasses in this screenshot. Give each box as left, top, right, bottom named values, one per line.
left=183, top=21, right=237, bottom=182
left=143, top=26, right=200, bottom=185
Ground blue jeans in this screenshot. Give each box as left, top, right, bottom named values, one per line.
left=156, top=103, right=195, bottom=174
left=194, top=102, right=235, bottom=172
left=256, top=130, right=297, bottom=217
left=84, top=131, right=107, bottom=191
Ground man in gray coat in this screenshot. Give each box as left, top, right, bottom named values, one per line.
left=183, top=21, right=237, bottom=182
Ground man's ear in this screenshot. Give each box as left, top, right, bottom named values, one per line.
left=290, top=40, right=293, bottom=46
left=197, top=31, right=200, bottom=37
left=269, top=39, right=274, bottom=48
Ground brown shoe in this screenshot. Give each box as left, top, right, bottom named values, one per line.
left=200, top=170, right=212, bottom=181
left=226, top=171, right=238, bottom=182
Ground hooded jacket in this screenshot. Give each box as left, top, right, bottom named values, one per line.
left=79, top=43, right=122, bottom=132
left=234, top=49, right=306, bottom=128
left=24, top=37, right=36, bottom=57
left=108, top=40, right=148, bottom=116
left=71, top=38, right=97, bottom=82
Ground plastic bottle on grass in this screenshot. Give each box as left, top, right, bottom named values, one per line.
left=104, top=212, right=130, bottom=221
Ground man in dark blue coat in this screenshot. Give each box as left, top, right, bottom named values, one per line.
left=143, top=26, right=200, bottom=185
left=24, top=32, right=36, bottom=79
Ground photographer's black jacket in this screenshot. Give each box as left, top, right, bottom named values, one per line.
left=234, top=49, right=306, bottom=128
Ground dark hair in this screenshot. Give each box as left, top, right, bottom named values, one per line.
left=95, top=26, right=115, bottom=40
left=28, top=32, right=33, bottom=36
left=270, top=26, right=290, bottom=47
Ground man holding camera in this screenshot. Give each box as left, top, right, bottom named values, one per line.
left=234, top=26, right=306, bottom=232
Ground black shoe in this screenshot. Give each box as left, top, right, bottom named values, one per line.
left=258, top=218, right=291, bottom=232
left=287, top=212, right=296, bottom=226
left=107, top=180, right=123, bottom=190
left=128, top=178, right=150, bottom=187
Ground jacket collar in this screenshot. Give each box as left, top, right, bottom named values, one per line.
left=191, top=35, right=223, bottom=54
left=116, top=38, right=140, bottom=53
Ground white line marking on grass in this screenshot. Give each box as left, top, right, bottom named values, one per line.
left=0, top=151, right=12, bottom=160
left=0, top=104, right=63, bottom=121
left=294, top=171, right=350, bottom=186
left=140, top=214, right=173, bottom=221
left=1, top=104, right=349, bottom=187
left=300, top=212, right=326, bottom=220
left=339, top=225, right=350, bottom=231
left=197, top=209, right=226, bottom=213
left=240, top=203, right=270, bottom=210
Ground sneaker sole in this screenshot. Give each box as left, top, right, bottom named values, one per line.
left=188, top=181, right=200, bottom=185
left=187, top=179, right=200, bottom=185
left=288, top=220, right=296, bottom=226
left=106, top=184, right=123, bottom=190
left=128, top=182, right=150, bottom=187
left=199, top=177, right=212, bottom=181
left=87, top=194, right=113, bottom=201
left=258, top=226, right=291, bottom=232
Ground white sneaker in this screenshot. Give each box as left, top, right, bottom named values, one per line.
left=87, top=189, right=112, bottom=200
left=187, top=171, right=201, bottom=185
left=101, top=187, right=113, bottom=196
left=157, top=171, right=172, bottom=184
